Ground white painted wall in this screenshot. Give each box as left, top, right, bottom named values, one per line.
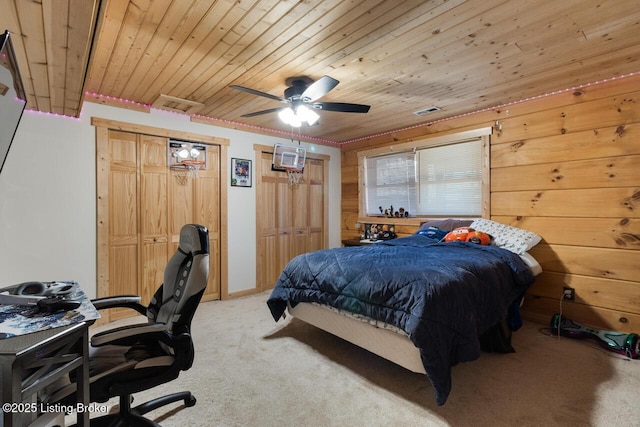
left=0, top=102, right=341, bottom=298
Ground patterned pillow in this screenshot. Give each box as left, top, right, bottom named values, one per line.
left=470, top=218, right=541, bottom=255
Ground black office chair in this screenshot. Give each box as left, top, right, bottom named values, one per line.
left=50, top=224, right=209, bottom=426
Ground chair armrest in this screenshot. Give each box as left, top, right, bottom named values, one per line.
left=91, top=295, right=147, bottom=316
left=91, top=323, right=168, bottom=347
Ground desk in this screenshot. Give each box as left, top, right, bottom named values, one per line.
left=0, top=322, right=90, bottom=426
left=0, top=283, right=98, bottom=427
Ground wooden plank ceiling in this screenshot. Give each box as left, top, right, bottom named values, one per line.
left=2, top=0, right=639, bottom=144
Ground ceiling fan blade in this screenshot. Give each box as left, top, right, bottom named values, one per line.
left=240, top=107, right=285, bottom=118
left=313, top=102, right=370, bottom=113
left=230, top=85, right=287, bottom=103
left=301, top=76, right=339, bottom=102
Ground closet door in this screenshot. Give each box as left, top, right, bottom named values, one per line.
left=255, top=147, right=329, bottom=291
left=196, top=146, right=221, bottom=300
left=256, top=152, right=279, bottom=291
left=140, top=134, right=169, bottom=305
left=291, top=166, right=309, bottom=258
left=307, top=158, right=325, bottom=252
left=276, top=163, right=294, bottom=275
left=171, top=144, right=221, bottom=301
left=99, top=128, right=223, bottom=321
left=106, top=130, right=139, bottom=320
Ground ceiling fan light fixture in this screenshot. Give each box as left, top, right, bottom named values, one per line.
left=278, top=105, right=319, bottom=127
left=279, top=107, right=301, bottom=127
left=297, top=105, right=319, bottom=126
left=233, top=75, right=369, bottom=124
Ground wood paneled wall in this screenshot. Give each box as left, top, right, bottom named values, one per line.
left=341, top=74, right=640, bottom=332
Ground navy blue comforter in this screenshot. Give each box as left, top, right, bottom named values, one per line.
left=267, top=235, right=536, bottom=405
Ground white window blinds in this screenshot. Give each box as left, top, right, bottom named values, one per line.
left=364, top=138, right=483, bottom=216
left=416, top=140, right=482, bottom=215
left=365, top=152, right=416, bottom=215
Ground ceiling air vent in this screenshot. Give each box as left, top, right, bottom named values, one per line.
left=152, top=94, right=204, bottom=114
left=413, top=106, right=441, bottom=116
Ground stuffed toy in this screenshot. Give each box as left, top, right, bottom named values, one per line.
left=444, top=227, right=492, bottom=245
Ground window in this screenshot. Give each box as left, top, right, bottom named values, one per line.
left=360, top=129, right=490, bottom=218
left=364, top=151, right=416, bottom=215
left=416, top=140, right=482, bottom=215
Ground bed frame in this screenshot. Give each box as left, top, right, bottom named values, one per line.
left=287, top=302, right=426, bottom=373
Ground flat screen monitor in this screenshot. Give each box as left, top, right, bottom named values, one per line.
left=0, top=30, right=27, bottom=175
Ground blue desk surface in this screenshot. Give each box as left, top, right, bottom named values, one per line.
left=0, top=281, right=100, bottom=339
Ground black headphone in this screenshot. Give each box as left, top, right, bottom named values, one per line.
left=15, top=281, right=76, bottom=297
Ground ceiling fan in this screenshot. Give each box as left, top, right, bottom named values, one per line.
left=229, top=76, right=370, bottom=127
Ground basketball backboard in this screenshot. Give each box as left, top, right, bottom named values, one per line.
left=272, top=143, right=306, bottom=171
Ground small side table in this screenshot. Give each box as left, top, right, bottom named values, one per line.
left=342, top=239, right=380, bottom=247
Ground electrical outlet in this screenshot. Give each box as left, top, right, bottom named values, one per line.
left=563, top=287, right=575, bottom=301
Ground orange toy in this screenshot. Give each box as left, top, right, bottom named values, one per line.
left=444, top=227, right=474, bottom=242
left=444, top=227, right=492, bottom=245
left=465, top=230, right=492, bottom=245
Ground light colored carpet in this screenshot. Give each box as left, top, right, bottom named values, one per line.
left=75, top=292, right=639, bottom=427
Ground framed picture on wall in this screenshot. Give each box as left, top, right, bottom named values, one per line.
left=231, top=158, right=252, bottom=187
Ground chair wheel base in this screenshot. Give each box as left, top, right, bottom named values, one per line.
left=185, top=395, right=196, bottom=407
left=69, top=392, right=197, bottom=427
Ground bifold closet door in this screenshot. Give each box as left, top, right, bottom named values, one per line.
left=105, top=130, right=141, bottom=320
left=104, top=130, right=221, bottom=320
left=255, top=150, right=327, bottom=291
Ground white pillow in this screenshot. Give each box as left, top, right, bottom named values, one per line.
left=470, top=218, right=541, bottom=255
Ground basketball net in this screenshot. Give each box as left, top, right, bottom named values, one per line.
left=285, top=167, right=303, bottom=189
left=170, top=160, right=203, bottom=185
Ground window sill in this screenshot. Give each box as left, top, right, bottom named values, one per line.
left=357, top=216, right=423, bottom=227
left=357, top=216, right=477, bottom=227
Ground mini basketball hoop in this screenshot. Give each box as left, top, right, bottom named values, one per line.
left=285, top=167, right=304, bottom=188
left=272, top=143, right=306, bottom=170
left=170, top=160, right=204, bottom=184
left=167, top=140, right=207, bottom=184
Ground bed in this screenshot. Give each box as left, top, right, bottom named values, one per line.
left=267, top=218, right=541, bottom=406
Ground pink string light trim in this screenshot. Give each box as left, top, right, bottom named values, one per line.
left=27, top=73, right=638, bottom=144
left=340, top=71, right=639, bottom=145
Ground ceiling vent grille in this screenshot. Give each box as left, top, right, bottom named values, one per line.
left=413, top=106, right=441, bottom=116
left=152, top=94, right=204, bottom=114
